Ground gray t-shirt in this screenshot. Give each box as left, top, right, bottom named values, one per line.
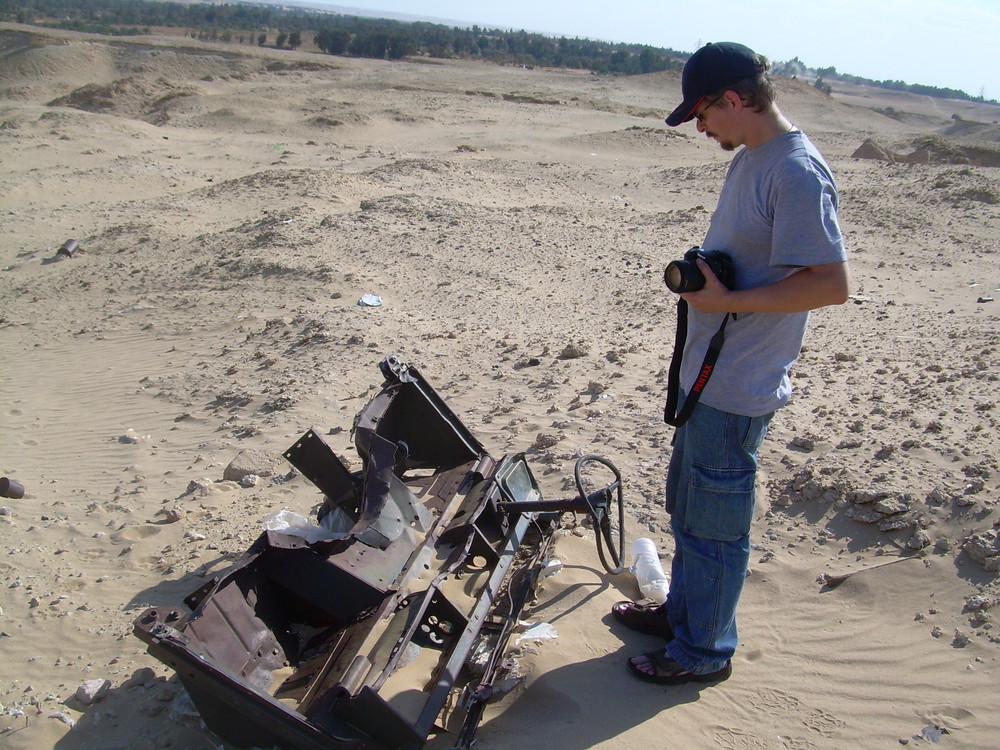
left=681, top=130, right=847, bottom=417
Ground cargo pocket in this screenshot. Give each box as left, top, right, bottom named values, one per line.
left=684, top=464, right=756, bottom=541
left=742, top=414, right=772, bottom=453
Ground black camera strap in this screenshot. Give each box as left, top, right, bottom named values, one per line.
left=664, top=299, right=731, bottom=427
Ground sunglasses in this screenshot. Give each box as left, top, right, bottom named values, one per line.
left=693, top=93, right=724, bottom=123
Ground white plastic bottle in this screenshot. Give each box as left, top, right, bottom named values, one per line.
left=630, top=537, right=669, bottom=604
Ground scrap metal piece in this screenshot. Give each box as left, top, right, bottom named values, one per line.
left=283, top=428, right=358, bottom=510
left=134, top=355, right=556, bottom=750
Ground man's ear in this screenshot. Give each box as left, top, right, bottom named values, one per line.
left=722, top=90, right=743, bottom=112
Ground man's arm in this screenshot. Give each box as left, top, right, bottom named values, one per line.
left=679, top=259, right=850, bottom=314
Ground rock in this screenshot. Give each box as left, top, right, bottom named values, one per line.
left=964, top=478, right=986, bottom=494
left=962, top=529, right=1000, bottom=571
left=926, top=488, right=950, bottom=505
left=964, top=594, right=997, bottom=612
left=794, top=476, right=842, bottom=503
left=513, top=356, right=541, bottom=369
left=873, top=445, right=896, bottom=460
left=531, top=433, right=561, bottom=450
left=874, top=495, right=911, bottom=515
left=846, top=505, right=882, bottom=524
left=899, top=148, right=931, bottom=165
left=223, top=449, right=280, bottom=482
left=75, top=678, right=111, bottom=705
left=849, top=486, right=899, bottom=505
left=851, top=138, right=894, bottom=162
left=186, top=477, right=214, bottom=494
left=559, top=342, right=588, bottom=359
left=907, top=530, right=931, bottom=550
left=239, top=473, right=260, bottom=488
left=933, top=537, right=952, bottom=554
left=160, top=507, right=183, bottom=523
left=878, top=511, right=919, bottom=532
left=154, top=684, right=178, bottom=702
left=791, top=434, right=818, bottom=451
left=132, top=667, right=156, bottom=685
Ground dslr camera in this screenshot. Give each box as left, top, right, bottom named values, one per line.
left=664, top=247, right=735, bottom=293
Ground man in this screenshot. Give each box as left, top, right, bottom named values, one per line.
left=615, top=42, right=850, bottom=685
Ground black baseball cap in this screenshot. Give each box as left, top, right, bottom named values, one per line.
left=666, top=42, right=764, bottom=126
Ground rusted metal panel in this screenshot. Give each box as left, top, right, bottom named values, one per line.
left=133, top=356, right=555, bottom=750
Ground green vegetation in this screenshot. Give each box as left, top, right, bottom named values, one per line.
left=778, top=57, right=996, bottom=106
left=2, top=0, right=994, bottom=102
left=1, top=0, right=683, bottom=73
left=814, top=63, right=991, bottom=104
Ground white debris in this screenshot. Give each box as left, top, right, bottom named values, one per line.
left=262, top=509, right=344, bottom=543
left=239, top=473, right=259, bottom=488
left=515, top=622, right=558, bottom=644
left=118, top=429, right=143, bottom=444
left=539, top=559, right=563, bottom=579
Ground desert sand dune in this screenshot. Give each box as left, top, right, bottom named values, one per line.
left=1, top=24, right=998, bottom=750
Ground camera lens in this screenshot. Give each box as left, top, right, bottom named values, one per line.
left=664, top=260, right=703, bottom=293
left=665, top=263, right=684, bottom=292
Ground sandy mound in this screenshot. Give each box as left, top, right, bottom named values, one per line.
left=944, top=120, right=1000, bottom=142
left=852, top=134, right=1000, bottom=169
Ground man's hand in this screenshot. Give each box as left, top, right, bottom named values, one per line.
left=678, top=259, right=734, bottom=313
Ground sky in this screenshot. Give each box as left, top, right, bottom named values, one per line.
left=324, top=0, right=1000, bottom=100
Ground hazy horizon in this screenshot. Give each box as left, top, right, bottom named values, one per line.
left=317, top=1, right=1000, bottom=101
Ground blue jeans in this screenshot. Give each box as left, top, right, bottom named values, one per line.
left=663, top=398, right=772, bottom=674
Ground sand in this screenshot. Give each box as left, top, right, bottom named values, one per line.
left=1, top=22, right=999, bottom=750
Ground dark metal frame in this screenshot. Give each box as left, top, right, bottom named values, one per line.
left=133, top=355, right=558, bottom=750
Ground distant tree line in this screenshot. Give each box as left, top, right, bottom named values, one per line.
left=776, top=57, right=995, bottom=106
left=1, top=0, right=684, bottom=73
left=819, top=66, right=993, bottom=105
left=2, top=0, right=993, bottom=102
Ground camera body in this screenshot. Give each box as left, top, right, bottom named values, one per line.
left=664, top=247, right=735, bottom=293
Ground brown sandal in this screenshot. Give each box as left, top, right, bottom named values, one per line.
left=610, top=600, right=673, bottom=639
left=627, top=650, right=732, bottom=685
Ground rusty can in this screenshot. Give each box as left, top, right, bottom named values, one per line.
left=0, top=477, right=25, bottom=499
left=57, top=239, right=78, bottom=257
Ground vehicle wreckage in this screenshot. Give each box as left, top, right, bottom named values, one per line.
left=133, top=355, right=625, bottom=749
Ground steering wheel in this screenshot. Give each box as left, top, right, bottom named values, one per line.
left=574, top=455, right=625, bottom=575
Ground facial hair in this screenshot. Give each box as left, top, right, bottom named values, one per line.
left=706, top=130, right=737, bottom=152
